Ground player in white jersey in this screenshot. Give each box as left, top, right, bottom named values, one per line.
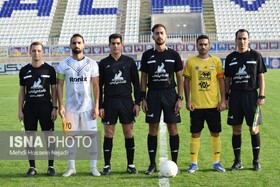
left=57, top=34, right=100, bottom=177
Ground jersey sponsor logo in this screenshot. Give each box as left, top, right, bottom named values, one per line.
left=31, top=78, right=43, bottom=89
left=198, top=81, right=210, bottom=90
left=236, top=65, right=247, bottom=75
left=29, top=78, right=46, bottom=96
left=199, top=71, right=211, bottom=80
left=152, top=63, right=169, bottom=82
left=155, top=63, right=166, bottom=73
left=233, top=65, right=251, bottom=83
left=198, top=71, right=211, bottom=91
left=110, top=70, right=127, bottom=85
left=69, top=76, right=88, bottom=82
left=112, top=70, right=124, bottom=81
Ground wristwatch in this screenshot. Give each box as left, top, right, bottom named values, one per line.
left=177, top=96, right=183, bottom=101
left=258, top=95, right=266, bottom=99
left=53, top=106, right=58, bottom=110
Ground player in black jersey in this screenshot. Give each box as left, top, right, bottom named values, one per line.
left=18, top=41, right=57, bottom=177
left=140, top=24, right=183, bottom=174
left=99, top=34, right=140, bottom=175
left=225, top=29, right=267, bottom=171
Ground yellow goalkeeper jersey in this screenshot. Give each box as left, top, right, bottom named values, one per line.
left=183, top=55, right=224, bottom=109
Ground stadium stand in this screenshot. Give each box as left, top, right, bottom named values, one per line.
left=123, top=0, right=140, bottom=44
left=213, top=0, right=280, bottom=41
left=151, top=0, right=203, bottom=14
left=0, top=0, right=280, bottom=76
left=58, top=0, right=119, bottom=45
left=0, top=0, right=278, bottom=52
left=0, top=0, right=57, bottom=46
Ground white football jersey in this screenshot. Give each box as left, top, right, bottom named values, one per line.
left=57, top=56, right=99, bottom=113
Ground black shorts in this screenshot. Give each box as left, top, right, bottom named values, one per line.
left=23, top=102, right=54, bottom=131
left=190, top=108, right=221, bottom=133
left=102, top=96, right=135, bottom=125
left=227, top=90, right=258, bottom=126
left=146, top=88, right=181, bottom=124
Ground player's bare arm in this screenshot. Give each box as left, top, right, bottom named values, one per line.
left=218, top=77, right=226, bottom=112
left=140, top=72, right=148, bottom=113
left=57, top=79, right=65, bottom=118
left=18, top=85, right=25, bottom=121
left=184, top=76, right=194, bottom=111
left=225, top=77, right=231, bottom=109
left=175, top=70, right=183, bottom=113
left=91, top=76, right=100, bottom=120
left=258, top=73, right=265, bottom=105
left=50, top=84, right=58, bottom=121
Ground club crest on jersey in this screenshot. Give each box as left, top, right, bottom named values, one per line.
left=230, top=0, right=266, bottom=11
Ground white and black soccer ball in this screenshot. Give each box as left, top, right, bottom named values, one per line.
left=159, top=160, right=178, bottom=177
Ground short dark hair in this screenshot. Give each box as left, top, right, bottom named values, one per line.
left=235, top=29, right=250, bottom=38
left=30, top=41, right=44, bottom=50
left=196, top=35, right=210, bottom=44
left=109, top=33, right=122, bottom=44
left=151, top=24, right=167, bottom=33
left=70, top=33, right=85, bottom=44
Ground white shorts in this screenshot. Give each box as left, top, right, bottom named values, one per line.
left=65, top=110, right=97, bottom=132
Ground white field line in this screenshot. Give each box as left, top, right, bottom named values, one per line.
left=158, top=112, right=170, bottom=187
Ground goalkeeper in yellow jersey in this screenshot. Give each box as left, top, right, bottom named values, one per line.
left=183, top=35, right=226, bottom=173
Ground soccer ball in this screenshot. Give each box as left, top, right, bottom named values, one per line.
left=159, top=160, right=178, bottom=177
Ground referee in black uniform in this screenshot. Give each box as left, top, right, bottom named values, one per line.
left=18, top=41, right=57, bottom=177
left=225, top=29, right=267, bottom=171
left=99, top=34, right=140, bottom=175
left=140, top=24, right=184, bottom=174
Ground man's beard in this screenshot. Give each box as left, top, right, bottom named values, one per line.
left=155, top=38, right=165, bottom=46
left=72, top=48, right=82, bottom=54
left=199, top=49, right=208, bottom=55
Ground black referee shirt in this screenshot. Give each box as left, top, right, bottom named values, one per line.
left=140, top=47, right=183, bottom=89
left=99, top=54, right=140, bottom=107
left=225, top=49, right=267, bottom=91
left=19, top=63, right=56, bottom=103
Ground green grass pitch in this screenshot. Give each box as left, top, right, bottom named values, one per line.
left=0, top=69, right=279, bottom=186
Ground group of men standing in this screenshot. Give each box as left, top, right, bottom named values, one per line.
left=18, top=24, right=266, bottom=177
